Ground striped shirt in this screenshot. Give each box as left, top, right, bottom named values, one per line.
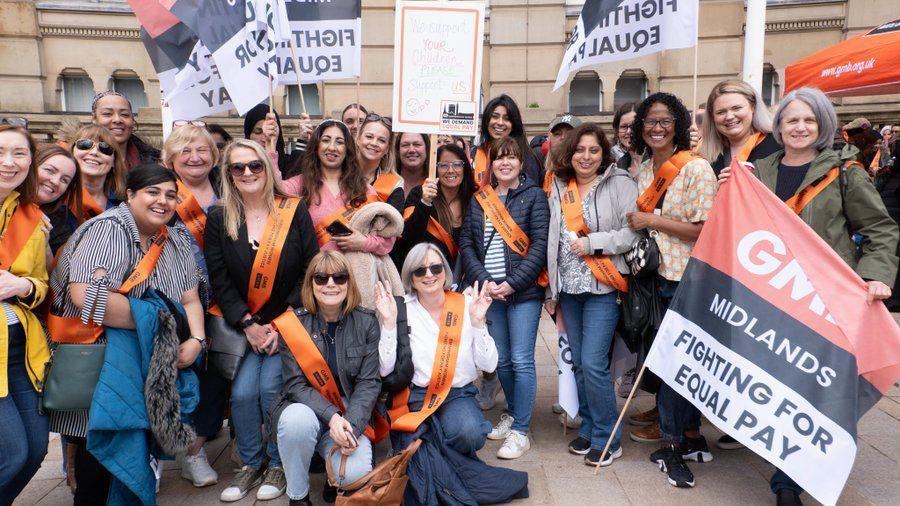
left=482, top=194, right=507, bottom=281
left=48, top=203, right=200, bottom=437
left=2, top=303, right=18, bottom=325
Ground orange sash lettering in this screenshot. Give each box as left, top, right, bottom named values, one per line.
left=784, top=164, right=856, bottom=215
left=390, top=291, right=465, bottom=432
left=272, top=310, right=382, bottom=442
left=473, top=147, right=489, bottom=188
left=473, top=186, right=530, bottom=257
left=560, top=180, right=628, bottom=292
left=248, top=197, right=300, bottom=313
left=0, top=201, right=42, bottom=270
left=81, top=188, right=104, bottom=219
left=175, top=180, right=207, bottom=249
left=402, top=207, right=458, bottom=260
left=372, top=173, right=402, bottom=202
left=314, top=195, right=377, bottom=246
left=636, top=151, right=700, bottom=213
left=736, top=132, right=766, bottom=164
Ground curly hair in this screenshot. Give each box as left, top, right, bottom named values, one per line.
left=297, top=119, right=368, bottom=208
left=631, top=92, right=693, bottom=157
left=553, top=123, right=615, bottom=181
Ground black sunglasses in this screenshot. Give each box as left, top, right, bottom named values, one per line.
left=313, top=271, right=350, bottom=286
left=229, top=160, right=265, bottom=177
left=363, top=113, right=392, bottom=128
left=412, top=264, right=444, bottom=277
left=75, top=139, right=116, bottom=156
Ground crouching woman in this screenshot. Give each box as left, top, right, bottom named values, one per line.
left=271, top=251, right=381, bottom=506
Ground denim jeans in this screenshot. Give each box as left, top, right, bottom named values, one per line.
left=231, top=351, right=282, bottom=469
left=559, top=292, right=621, bottom=451
left=486, top=298, right=540, bottom=433
left=0, top=323, right=49, bottom=503
left=393, top=384, right=491, bottom=455
left=277, top=403, right=373, bottom=500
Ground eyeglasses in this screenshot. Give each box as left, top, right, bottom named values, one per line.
left=643, top=118, right=675, bottom=130
left=313, top=271, right=350, bottom=286
left=363, top=113, right=392, bottom=128
left=75, top=139, right=116, bottom=156
left=0, top=117, right=27, bottom=128
left=412, top=264, right=444, bottom=277
left=617, top=124, right=633, bottom=132
left=437, top=160, right=465, bottom=171
left=173, top=120, right=206, bottom=128
left=229, top=160, right=265, bottom=176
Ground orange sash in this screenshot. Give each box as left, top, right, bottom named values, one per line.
left=313, top=195, right=377, bottom=246
left=473, top=186, right=530, bottom=257
left=48, top=227, right=168, bottom=343
left=870, top=150, right=881, bottom=171
left=473, top=147, right=489, bottom=187
left=390, top=291, right=465, bottom=432
left=783, top=163, right=862, bottom=215
left=81, top=188, right=104, bottom=219
left=0, top=201, right=42, bottom=270
left=248, top=197, right=301, bottom=313
left=636, top=151, right=700, bottom=213
left=735, top=132, right=766, bottom=164
left=402, top=207, right=458, bottom=260
left=560, top=179, right=628, bottom=292
left=272, top=310, right=383, bottom=442
left=372, top=173, right=402, bottom=203
left=175, top=181, right=207, bottom=249
left=542, top=169, right=555, bottom=197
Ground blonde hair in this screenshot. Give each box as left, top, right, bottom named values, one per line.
left=71, top=124, right=127, bottom=199
left=162, top=124, right=220, bottom=170
left=301, top=251, right=361, bottom=317
left=359, top=118, right=396, bottom=175
left=217, top=139, right=286, bottom=240
left=699, top=80, right=773, bottom=162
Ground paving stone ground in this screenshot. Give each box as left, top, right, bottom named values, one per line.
left=17, top=315, right=900, bottom=505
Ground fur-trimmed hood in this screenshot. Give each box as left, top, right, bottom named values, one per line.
left=347, top=201, right=404, bottom=238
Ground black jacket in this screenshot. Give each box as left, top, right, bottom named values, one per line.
left=459, top=177, right=549, bottom=303
left=395, top=185, right=463, bottom=267
left=271, top=307, right=382, bottom=437
left=127, top=135, right=161, bottom=169
left=204, top=201, right=319, bottom=326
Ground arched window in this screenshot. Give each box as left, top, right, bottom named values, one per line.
left=762, top=64, right=780, bottom=107
left=59, top=69, right=94, bottom=112
left=568, top=71, right=602, bottom=115
left=110, top=70, right=148, bottom=113
left=285, top=84, right=322, bottom=117
left=614, top=69, right=648, bottom=109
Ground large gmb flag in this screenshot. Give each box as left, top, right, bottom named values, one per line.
left=554, top=0, right=698, bottom=90
left=645, top=161, right=900, bottom=505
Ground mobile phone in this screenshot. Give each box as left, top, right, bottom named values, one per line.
left=326, top=220, right=353, bottom=237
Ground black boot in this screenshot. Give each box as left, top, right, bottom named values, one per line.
left=289, top=496, right=312, bottom=506
left=323, top=482, right=338, bottom=503
left=776, top=489, right=803, bottom=506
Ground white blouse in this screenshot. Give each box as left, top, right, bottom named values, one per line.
left=379, top=293, right=498, bottom=388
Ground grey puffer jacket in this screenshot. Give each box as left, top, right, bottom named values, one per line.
left=270, top=306, right=382, bottom=438
left=545, top=164, right=640, bottom=300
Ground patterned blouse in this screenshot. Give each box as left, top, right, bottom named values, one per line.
left=636, top=156, right=717, bottom=282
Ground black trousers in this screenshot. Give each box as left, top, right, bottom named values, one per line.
left=72, top=437, right=110, bottom=506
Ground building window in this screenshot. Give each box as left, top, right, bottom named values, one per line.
left=762, top=64, right=780, bottom=107
left=111, top=74, right=148, bottom=112
left=61, top=74, right=94, bottom=112
left=614, top=70, right=648, bottom=109
left=285, top=84, right=321, bottom=117
left=568, top=71, right=602, bottom=115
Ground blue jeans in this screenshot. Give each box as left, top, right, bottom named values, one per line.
left=231, top=351, right=282, bottom=469
left=394, top=384, right=491, bottom=455
left=486, top=298, right=540, bottom=433
left=559, top=292, right=621, bottom=451
left=277, top=403, right=373, bottom=500
left=0, top=323, right=49, bottom=502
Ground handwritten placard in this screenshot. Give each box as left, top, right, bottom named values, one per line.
left=392, top=1, right=485, bottom=135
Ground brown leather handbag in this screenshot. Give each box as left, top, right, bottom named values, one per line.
left=326, top=439, right=422, bottom=505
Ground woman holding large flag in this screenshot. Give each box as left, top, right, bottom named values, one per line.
left=357, top=114, right=404, bottom=213
left=720, top=87, right=898, bottom=506
left=205, top=140, right=318, bottom=502
left=458, top=136, right=549, bottom=459
left=71, top=125, right=126, bottom=220
left=272, top=251, right=380, bottom=506
left=626, top=92, right=718, bottom=488
left=544, top=122, right=639, bottom=466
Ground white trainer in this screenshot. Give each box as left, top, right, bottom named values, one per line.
left=181, top=447, right=218, bottom=487
left=496, top=430, right=530, bottom=459
left=488, top=413, right=515, bottom=440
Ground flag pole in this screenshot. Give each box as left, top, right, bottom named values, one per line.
left=268, top=72, right=276, bottom=153
left=593, top=363, right=649, bottom=475
left=355, top=77, right=362, bottom=140
left=691, top=39, right=699, bottom=126
left=288, top=37, right=308, bottom=116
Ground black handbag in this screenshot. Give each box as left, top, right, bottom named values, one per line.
left=206, top=315, right=248, bottom=380
left=624, top=230, right=661, bottom=279
left=41, top=342, right=106, bottom=412
left=618, top=273, right=665, bottom=355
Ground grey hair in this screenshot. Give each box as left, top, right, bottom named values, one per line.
left=401, top=242, right=453, bottom=294
left=772, top=87, right=837, bottom=151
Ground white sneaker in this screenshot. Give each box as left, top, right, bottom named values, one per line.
left=256, top=466, right=286, bottom=500
left=476, top=375, right=501, bottom=410
left=558, top=412, right=582, bottom=429
left=496, top=430, right=530, bottom=459
left=488, top=413, right=515, bottom=440
left=182, top=447, right=218, bottom=487
left=220, top=465, right=263, bottom=502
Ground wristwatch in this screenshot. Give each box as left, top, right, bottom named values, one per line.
left=189, top=335, right=207, bottom=349
left=239, top=314, right=260, bottom=330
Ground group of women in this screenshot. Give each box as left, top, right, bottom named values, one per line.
left=1, top=79, right=896, bottom=506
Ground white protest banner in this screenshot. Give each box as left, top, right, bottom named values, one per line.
left=556, top=318, right=579, bottom=420
left=274, top=0, right=361, bottom=85
left=392, top=1, right=485, bottom=136
left=554, top=0, right=698, bottom=90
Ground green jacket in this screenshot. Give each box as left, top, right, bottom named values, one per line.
left=753, top=145, right=899, bottom=285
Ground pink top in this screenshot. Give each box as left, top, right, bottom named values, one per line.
left=282, top=175, right=395, bottom=255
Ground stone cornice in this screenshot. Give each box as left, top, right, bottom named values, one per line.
left=40, top=25, right=140, bottom=40
left=755, top=18, right=844, bottom=33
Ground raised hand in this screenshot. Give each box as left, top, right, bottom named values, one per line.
left=469, top=280, right=492, bottom=329
left=374, top=281, right=397, bottom=328
left=421, top=178, right=439, bottom=205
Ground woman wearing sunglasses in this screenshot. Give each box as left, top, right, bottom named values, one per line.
left=272, top=251, right=380, bottom=506
left=33, top=144, right=82, bottom=256
left=71, top=125, right=127, bottom=220
left=357, top=114, right=404, bottom=213
left=205, top=139, right=319, bottom=502
left=282, top=120, right=395, bottom=256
